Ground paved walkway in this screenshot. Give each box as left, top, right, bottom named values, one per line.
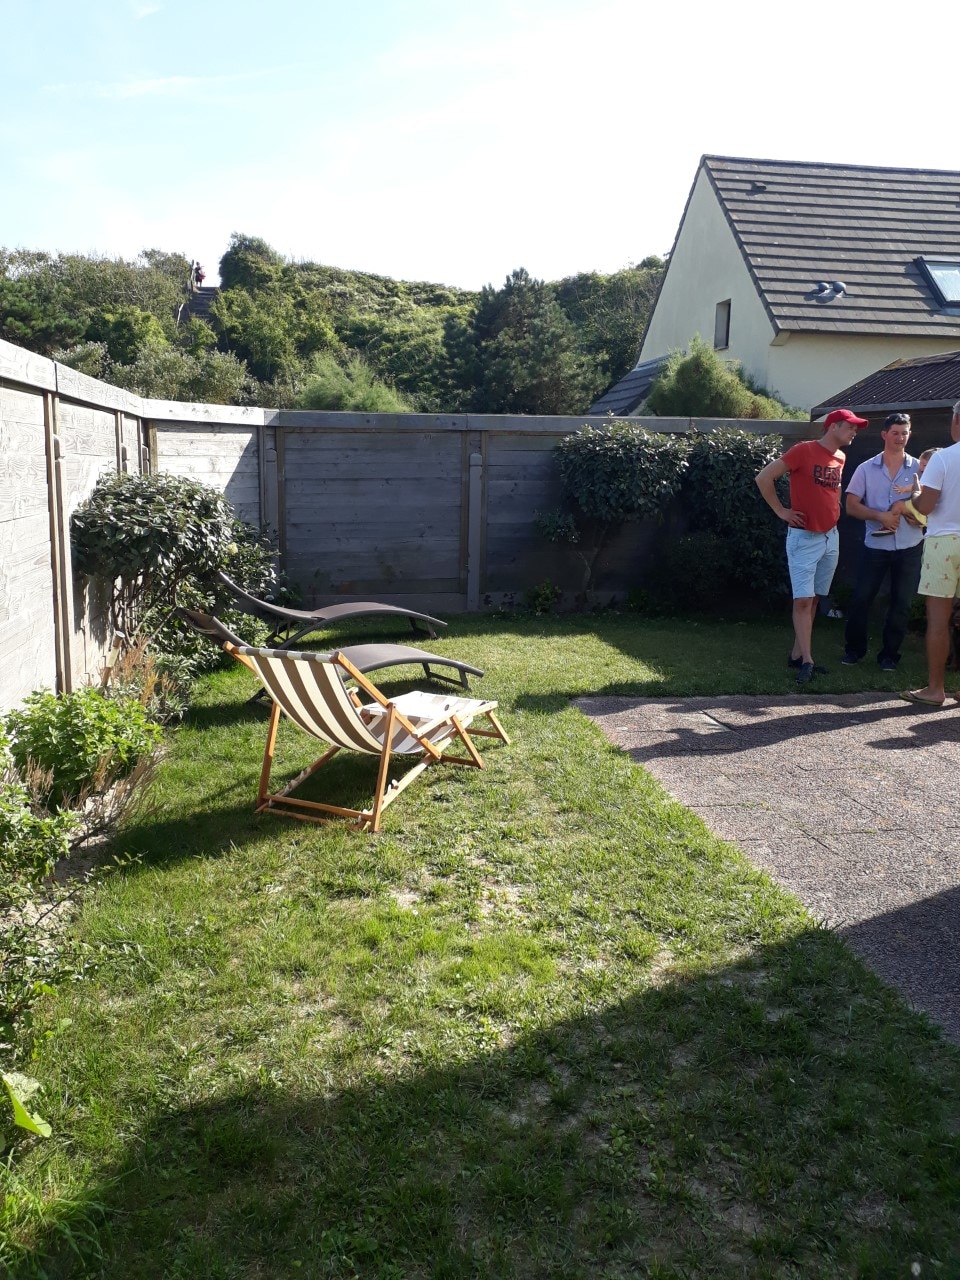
left=577, top=692, right=960, bottom=1043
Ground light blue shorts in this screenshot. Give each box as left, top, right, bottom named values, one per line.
left=785, top=526, right=839, bottom=599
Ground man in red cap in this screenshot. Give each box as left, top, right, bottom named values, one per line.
left=755, top=408, right=868, bottom=684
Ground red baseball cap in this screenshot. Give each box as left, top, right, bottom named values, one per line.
left=822, top=408, right=868, bottom=431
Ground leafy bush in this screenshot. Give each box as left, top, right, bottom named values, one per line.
left=540, top=421, right=793, bottom=611
left=0, top=727, right=84, bottom=1087
left=4, top=687, right=162, bottom=810
left=297, top=352, right=415, bottom=412
left=647, top=335, right=804, bottom=420
left=0, top=731, right=76, bottom=894
left=71, top=471, right=239, bottom=639
left=555, top=423, right=691, bottom=523
left=523, top=580, right=563, bottom=614
left=683, top=428, right=790, bottom=603
left=538, top=423, right=690, bottom=599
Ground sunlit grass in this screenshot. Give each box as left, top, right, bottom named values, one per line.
left=4, top=610, right=958, bottom=1278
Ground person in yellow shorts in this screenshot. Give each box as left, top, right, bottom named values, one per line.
left=901, top=407, right=960, bottom=705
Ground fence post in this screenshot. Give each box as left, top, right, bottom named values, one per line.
left=275, top=424, right=287, bottom=567
left=466, top=451, right=483, bottom=611
left=43, top=391, right=72, bottom=693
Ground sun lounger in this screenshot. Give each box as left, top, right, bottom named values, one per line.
left=179, top=608, right=483, bottom=689
left=225, top=643, right=509, bottom=831
left=217, top=571, right=446, bottom=643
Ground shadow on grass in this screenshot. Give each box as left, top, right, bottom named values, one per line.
left=16, top=932, right=960, bottom=1279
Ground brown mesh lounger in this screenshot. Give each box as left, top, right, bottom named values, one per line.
left=180, top=609, right=483, bottom=690
left=217, top=571, right=446, bottom=644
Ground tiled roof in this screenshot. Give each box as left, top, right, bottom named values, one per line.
left=587, top=356, right=665, bottom=416
left=812, top=349, right=960, bottom=413
left=703, top=155, right=960, bottom=338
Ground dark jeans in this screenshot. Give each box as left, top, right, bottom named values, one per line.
left=843, top=542, right=923, bottom=664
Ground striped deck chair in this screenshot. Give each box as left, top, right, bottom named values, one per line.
left=225, top=643, right=509, bottom=833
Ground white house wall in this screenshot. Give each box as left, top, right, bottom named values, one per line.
left=640, top=167, right=775, bottom=389
left=767, top=333, right=960, bottom=412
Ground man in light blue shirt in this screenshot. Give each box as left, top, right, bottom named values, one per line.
left=842, top=412, right=924, bottom=672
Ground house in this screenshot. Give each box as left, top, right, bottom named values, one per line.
left=593, top=155, right=960, bottom=414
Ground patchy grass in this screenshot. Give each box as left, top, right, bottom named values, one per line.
left=3, top=610, right=959, bottom=1278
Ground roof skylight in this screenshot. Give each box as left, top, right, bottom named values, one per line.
left=917, top=257, right=960, bottom=308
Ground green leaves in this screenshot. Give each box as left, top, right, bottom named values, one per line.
left=70, top=471, right=245, bottom=638
left=3, top=687, right=162, bottom=810
left=555, top=423, right=690, bottom=523
left=683, top=429, right=790, bottom=601
left=2, top=1073, right=51, bottom=1138
left=647, top=335, right=803, bottom=420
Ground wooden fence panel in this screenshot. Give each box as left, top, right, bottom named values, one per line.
left=483, top=431, right=571, bottom=592
left=0, top=384, right=59, bottom=703
left=57, top=399, right=132, bottom=685
left=281, top=428, right=465, bottom=602
left=154, top=422, right=261, bottom=525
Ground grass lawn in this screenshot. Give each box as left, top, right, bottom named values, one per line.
left=3, top=610, right=959, bottom=1278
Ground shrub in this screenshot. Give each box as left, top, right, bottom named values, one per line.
left=683, top=428, right=790, bottom=603
left=71, top=471, right=244, bottom=640
left=0, top=731, right=76, bottom=895
left=0, top=727, right=82, bottom=1079
left=4, top=687, right=162, bottom=810
left=297, top=352, right=415, bottom=413
left=554, top=423, right=690, bottom=523
left=647, top=335, right=803, bottom=420
left=538, top=423, right=690, bottom=600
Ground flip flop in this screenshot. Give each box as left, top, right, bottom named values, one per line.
left=900, top=690, right=946, bottom=707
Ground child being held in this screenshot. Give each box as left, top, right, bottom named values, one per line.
left=889, top=447, right=940, bottom=528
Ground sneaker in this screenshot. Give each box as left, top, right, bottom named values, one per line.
left=841, top=652, right=861, bottom=666
left=787, top=654, right=802, bottom=669
left=878, top=656, right=898, bottom=672
left=796, top=661, right=816, bottom=685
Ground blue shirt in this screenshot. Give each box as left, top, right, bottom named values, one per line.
left=845, top=452, right=924, bottom=550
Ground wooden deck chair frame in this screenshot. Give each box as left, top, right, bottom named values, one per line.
left=225, top=644, right=509, bottom=833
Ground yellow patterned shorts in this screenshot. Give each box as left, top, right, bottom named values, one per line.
left=919, top=534, right=960, bottom=597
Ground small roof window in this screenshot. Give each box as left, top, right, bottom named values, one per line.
left=917, top=257, right=960, bottom=308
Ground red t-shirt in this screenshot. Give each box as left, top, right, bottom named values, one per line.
left=782, top=440, right=845, bottom=533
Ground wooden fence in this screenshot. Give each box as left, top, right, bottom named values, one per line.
left=0, top=334, right=812, bottom=712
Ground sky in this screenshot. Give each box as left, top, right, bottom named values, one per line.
left=1, top=0, right=957, bottom=291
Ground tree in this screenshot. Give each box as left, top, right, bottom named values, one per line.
left=84, top=305, right=168, bottom=365
left=0, top=276, right=81, bottom=353
left=537, top=423, right=690, bottom=600
left=469, top=269, right=601, bottom=415
left=554, top=260, right=665, bottom=387
left=218, top=233, right=284, bottom=291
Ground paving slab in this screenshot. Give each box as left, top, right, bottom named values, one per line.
left=577, top=692, right=960, bottom=1042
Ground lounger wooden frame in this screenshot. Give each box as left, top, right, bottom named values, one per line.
left=225, top=644, right=509, bottom=833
